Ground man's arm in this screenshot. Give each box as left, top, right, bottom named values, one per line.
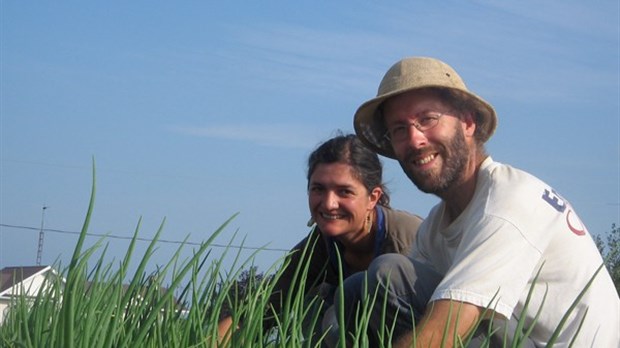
left=395, top=299, right=483, bottom=348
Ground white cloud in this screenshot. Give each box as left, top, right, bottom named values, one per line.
left=212, top=3, right=618, bottom=107
left=474, top=0, right=618, bottom=38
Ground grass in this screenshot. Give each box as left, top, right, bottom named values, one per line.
left=0, top=168, right=598, bottom=347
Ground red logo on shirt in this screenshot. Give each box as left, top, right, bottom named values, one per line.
left=542, top=189, right=586, bottom=236
left=566, top=210, right=586, bottom=236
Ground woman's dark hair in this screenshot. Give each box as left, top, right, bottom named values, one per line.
left=307, top=133, right=390, bottom=207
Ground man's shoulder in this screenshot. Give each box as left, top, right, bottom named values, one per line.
left=476, top=158, right=577, bottom=236
left=479, top=158, right=550, bottom=201
left=481, top=157, right=539, bottom=184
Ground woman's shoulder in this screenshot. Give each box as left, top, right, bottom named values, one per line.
left=380, top=206, right=423, bottom=227
left=379, top=206, right=423, bottom=254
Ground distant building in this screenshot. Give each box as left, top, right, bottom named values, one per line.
left=0, top=266, right=188, bottom=324
left=0, top=266, right=65, bottom=324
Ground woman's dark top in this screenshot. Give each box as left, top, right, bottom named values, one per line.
left=265, top=206, right=423, bottom=325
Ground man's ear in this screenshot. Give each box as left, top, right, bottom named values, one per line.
left=461, top=111, right=476, bottom=138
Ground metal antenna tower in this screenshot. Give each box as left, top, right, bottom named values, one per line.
left=36, top=206, right=48, bottom=266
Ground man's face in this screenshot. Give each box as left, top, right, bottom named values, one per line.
left=382, top=89, right=471, bottom=195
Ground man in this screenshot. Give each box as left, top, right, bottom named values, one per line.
left=347, top=57, right=619, bottom=347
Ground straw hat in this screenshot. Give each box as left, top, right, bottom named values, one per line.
left=353, top=57, right=497, bottom=159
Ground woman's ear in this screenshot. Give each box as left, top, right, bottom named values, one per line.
left=368, top=187, right=383, bottom=209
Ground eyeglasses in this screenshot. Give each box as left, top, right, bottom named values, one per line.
left=384, top=112, right=445, bottom=142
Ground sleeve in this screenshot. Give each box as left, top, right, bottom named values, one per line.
left=431, top=215, right=546, bottom=319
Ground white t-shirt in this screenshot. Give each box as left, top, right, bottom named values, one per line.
left=412, top=157, right=619, bottom=347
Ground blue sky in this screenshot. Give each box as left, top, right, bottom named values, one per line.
left=1, top=1, right=619, bottom=276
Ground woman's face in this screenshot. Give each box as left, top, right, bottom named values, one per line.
left=308, top=162, right=380, bottom=239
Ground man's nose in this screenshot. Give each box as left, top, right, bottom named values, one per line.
left=406, top=125, right=428, bottom=148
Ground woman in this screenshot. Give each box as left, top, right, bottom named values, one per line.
left=218, top=134, right=423, bottom=343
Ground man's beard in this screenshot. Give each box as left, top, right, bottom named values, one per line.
left=399, top=126, right=469, bottom=195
